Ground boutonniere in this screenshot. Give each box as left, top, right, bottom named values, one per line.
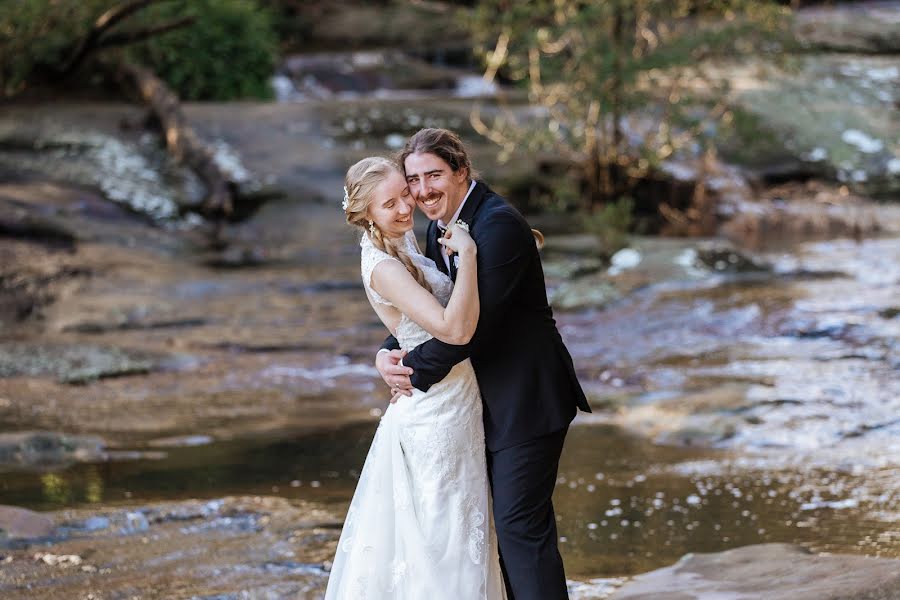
left=454, top=219, right=470, bottom=233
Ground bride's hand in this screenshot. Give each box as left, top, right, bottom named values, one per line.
left=438, top=223, right=476, bottom=257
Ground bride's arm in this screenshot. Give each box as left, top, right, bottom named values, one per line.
left=370, top=246, right=479, bottom=345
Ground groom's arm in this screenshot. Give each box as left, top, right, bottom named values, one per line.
left=380, top=334, right=401, bottom=352
left=403, top=209, right=534, bottom=392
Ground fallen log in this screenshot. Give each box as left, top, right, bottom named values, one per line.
left=115, top=60, right=235, bottom=219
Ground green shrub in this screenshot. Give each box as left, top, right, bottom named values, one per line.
left=128, top=0, right=278, bottom=100
left=0, top=1, right=110, bottom=97
left=0, top=0, right=278, bottom=101
left=583, top=197, right=635, bottom=254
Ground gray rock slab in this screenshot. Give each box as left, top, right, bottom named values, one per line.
left=0, top=505, right=54, bottom=540
left=0, top=431, right=106, bottom=470
left=610, top=543, right=900, bottom=600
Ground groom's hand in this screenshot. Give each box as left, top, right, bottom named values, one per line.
left=375, top=349, right=413, bottom=402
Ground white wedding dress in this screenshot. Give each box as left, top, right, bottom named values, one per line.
left=324, top=231, right=506, bottom=600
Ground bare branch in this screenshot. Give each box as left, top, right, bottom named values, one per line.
left=482, top=29, right=510, bottom=84
left=97, top=16, right=195, bottom=49
left=61, top=0, right=182, bottom=76
left=96, top=0, right=162, bottom=32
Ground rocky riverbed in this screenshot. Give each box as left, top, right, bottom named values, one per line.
left=2, top=2, right=900, bottom=597
left=2, top=134, right=898, bottom=597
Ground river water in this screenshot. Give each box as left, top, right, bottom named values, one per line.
left=0, top=62, right=898, bottom=587
left=1, top=195, right=898, bottom=579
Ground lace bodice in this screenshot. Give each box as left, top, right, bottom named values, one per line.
left=360, top=230, right=454, bottom=350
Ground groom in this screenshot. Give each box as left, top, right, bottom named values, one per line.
left=376, top=128, right=591, bottom=599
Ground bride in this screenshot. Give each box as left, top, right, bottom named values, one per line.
left=324, top=156, right=506, bottom=599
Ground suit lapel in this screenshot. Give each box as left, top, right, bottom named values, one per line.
left=456, top=181, right=488, bottom=228
left=426, top=182, right=489, bottom=280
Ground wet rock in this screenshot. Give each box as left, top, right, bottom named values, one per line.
left=61, top=516, right=110, bottom=533
left=779, top=316, right=854, bottom=339
left=203, top=244, right=271, bottom=268
left=728, top=54, right=899, bottom=197
left=569, top=577, right=628, bottom=599
left=880, top=307, right=900, bottom=319
left=0, top=229, right=91, bottom=327
left=0, top=205, right=77, bottom=249
left=794, top=3, right=900, bottom=54
left=0, top=119, right=270, bottom=225
left=550, top=276, right=622, bottom=311
left=542, top=256, right=605, bottom=281
left=545, top=236, right=771, bottom=310
left=719, top=182, right=899, bottom=249
left=0, top=431, right=106, bottom=470
left=146, top=435, right=214, bottom=448
left=0, top=267, right=79, bottom=326
left=62, top=316, right=209, bottom=334
left=609, top=248, right=642, bottom=271
left=694, top=241, right=770, bottom=274
left=0, top=496, right=340, bottom=599
left=0, top=342, right=159, bottom=384
left=609, top=543, right=900, bottom=600
left=615, top=385, right=752, bottom=448
left=0, top=505, right=54, bottom=541
left=296, top=3, right=470, bottom=61
left=33, top=551, right=83, bottom=567
left=0, top=125, right=186, bottom=221
left=280, top=51, right=459, bottom=98
left=652, top=414, right=740, bottom=447
left=281, top=280, right=364, bottom=294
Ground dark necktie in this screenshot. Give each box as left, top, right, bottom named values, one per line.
left=436, top=223, right=456, bottom=279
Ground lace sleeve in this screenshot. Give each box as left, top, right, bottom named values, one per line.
left=360, top=234, right=399, bottom=306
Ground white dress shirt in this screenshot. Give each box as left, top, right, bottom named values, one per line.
left=436, top=180, right=477, bottom=272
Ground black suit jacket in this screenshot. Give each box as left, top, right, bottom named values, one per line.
left=382, top=182, right=590, bottom=451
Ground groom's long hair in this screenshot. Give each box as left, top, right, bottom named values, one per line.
left=399, top=128, right=480, bottom=182
left=399, top=128, right=544, bottom=250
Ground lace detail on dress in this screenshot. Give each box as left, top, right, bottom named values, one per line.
left=360, top=230, right=454, bottom=351
left=387, top=558, right=408, bottom=591
left=360, top=234, right=400, bottom=307
left=466, top=496, right=486, bottom=565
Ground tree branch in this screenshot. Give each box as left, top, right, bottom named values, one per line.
left=97, top=16, right=195, bottom=49
left=61, top=0, right=182, bottom=76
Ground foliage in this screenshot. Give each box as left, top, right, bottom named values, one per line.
left=583, top=196, right=634, bottom=253
left=127, top=0, right=278, bottom=100
left=467, top=0, right=794, bottom=224
left=0, top=0, right=110, bottom=97
left=0, top=0, right=278, bottom=101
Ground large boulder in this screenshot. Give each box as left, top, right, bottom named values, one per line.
left=610, top=543, right=900, bottom=600
left=0, top=505, right=54, bottom=542
left=793, top=3, right=900, bottom=54
left=724, top=54, right=899, bottom=198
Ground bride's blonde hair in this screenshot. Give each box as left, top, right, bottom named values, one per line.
left=344, top=156, right=433, bottom=293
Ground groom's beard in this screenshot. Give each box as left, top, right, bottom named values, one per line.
left=417, top=193, right=446, bottom=221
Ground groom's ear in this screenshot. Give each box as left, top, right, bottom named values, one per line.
left=455, top=166, right=469, bottom=182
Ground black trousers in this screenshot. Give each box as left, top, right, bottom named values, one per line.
left=487, top=427, right=569, bottom=600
